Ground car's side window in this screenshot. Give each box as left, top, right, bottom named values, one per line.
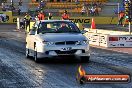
left=38, top=23, right=50, bottom=33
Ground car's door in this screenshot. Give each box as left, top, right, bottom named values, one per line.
left=27, top=23, right=38, bottom=52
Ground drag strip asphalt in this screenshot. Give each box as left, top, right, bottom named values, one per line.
left=0, top=31, right=132, bottom=88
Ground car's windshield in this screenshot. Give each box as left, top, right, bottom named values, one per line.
left=38, top=21, right=81, bottom=34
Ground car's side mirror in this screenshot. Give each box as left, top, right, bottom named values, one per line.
left=81, top=30, right=88, bottom=34
left=29, top=26, right=37, bottom=35
left=32, top=26, right=37, bottom=30
left=28, top=30, right=35, bottom=35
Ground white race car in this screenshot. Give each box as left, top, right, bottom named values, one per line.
left=26, top=20, right=90, bottom=62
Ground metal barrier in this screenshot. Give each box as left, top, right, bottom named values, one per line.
left=84, top=28, right=132, bottom=47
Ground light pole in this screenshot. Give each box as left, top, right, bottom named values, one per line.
left=129, top=21, right=131, bottom=35
left=11, top=0, right=14, bottom=11
left=117, top=3, right=120, bottom=21
left=128, top=0, right=131, bottom=35
left=11, top=0, right=13, bottom=6
left=124, top=0, right=131, bottom=35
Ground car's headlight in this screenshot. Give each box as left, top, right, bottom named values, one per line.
left=83, top=40, right=88, bottom=44
left=76, top=40, right=88, bottom=45
left=43, top=41, right=55, bottom=45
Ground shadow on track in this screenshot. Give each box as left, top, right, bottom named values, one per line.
left=27, top=56, right=90, bottom=64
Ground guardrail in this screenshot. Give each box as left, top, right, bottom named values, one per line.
left=84, top=28, right=132, bottom=47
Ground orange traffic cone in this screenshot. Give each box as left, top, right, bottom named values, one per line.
left=91, top=18, right=96, bottom=29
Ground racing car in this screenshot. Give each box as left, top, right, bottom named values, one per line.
left=26, top=20, right=90, bottom=62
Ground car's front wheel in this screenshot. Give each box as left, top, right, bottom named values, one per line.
left=80, top=56, right=90, bottom=63
left=34, top=47, right=39, bottom=62
left=26, top=48, right=30, bottom=58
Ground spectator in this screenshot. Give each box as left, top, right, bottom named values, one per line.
left=24, top=13, right=31, bottom=31
left=1, top=2, right=6, bottom=11
left=40, top=0, right=46, bottom=8
left=34, top=16, right=39, bottom=28
left=10, top=5, right=15, bottom=11
left=5, top=5, right=10, bottom=11
left=36, top=6, right=40, bottom=12
left=118, top=11, right=125, bottom=25
left=93, top=2, right=97, bottom=7
left=1, top=16, right=5, bottom=22
left=6, top=15, right=9, bottom=22
left=37, top=11, right=45, bottom=20
left=75, top=0, right=79, bottom=5
left=1, top=2, right=5, bottom=9
left=62, top=10, right=70, bottom=20
left=20, top=18, right=24, bottom=29
left=86, top=7, right=90, bottom=16
left=95, top=6, right=99, bottom=16
left=123, top=15, right=129, bottom=27
left=48, top=13, right=53, bottom=20
left=91, top=7, right=95, bottom=16
left=19, top=0, right=22, bottom=6
left=18, top=8, right=21, bottom=15
left=2, top=6, right=6, bottom=11
left=37, top=4, right=43, bottom=11
left=81, top=6, right=86, bottom=16
left=35, top=16, right=39, bottom=21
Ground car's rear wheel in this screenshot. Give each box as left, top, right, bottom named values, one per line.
left=34, top=47, right=39, bottom=62
left=80, top=56, right=90, bottom=63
